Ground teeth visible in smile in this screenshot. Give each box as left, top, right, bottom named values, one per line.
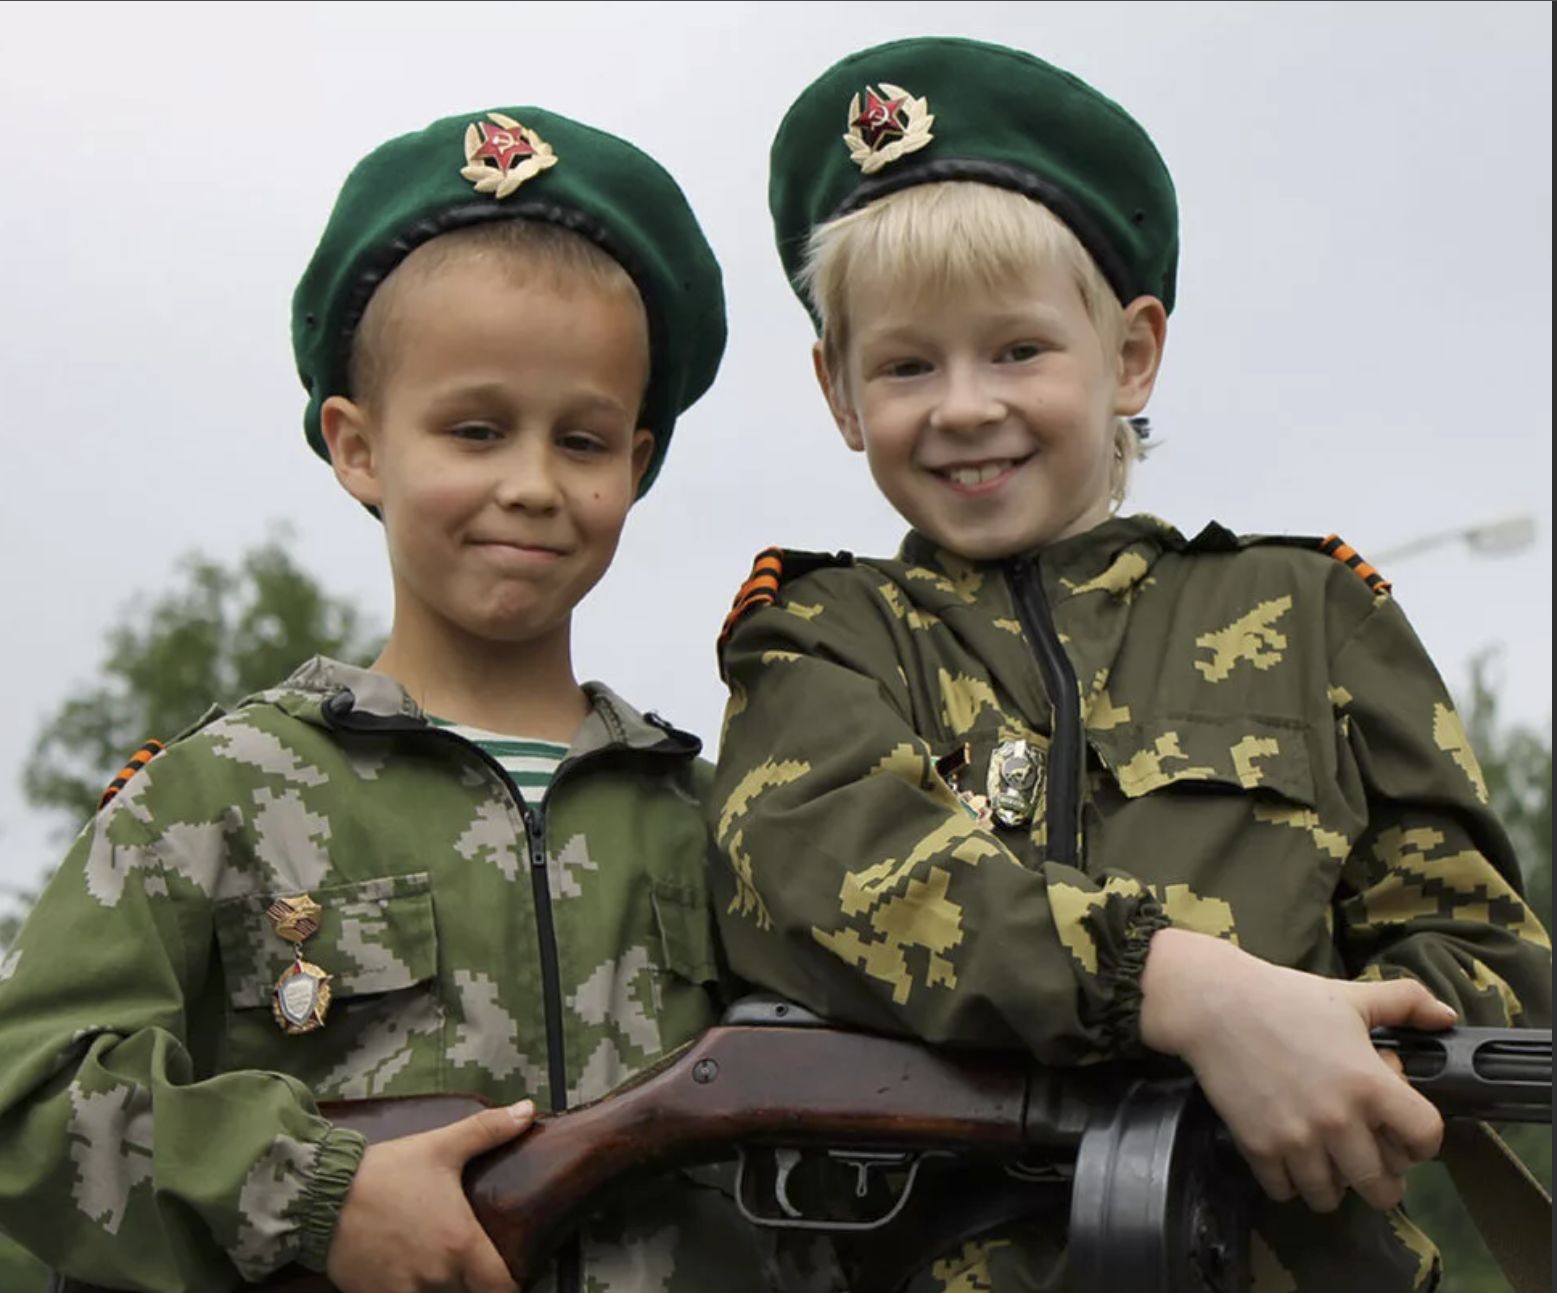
left=944, top=461, right=1013, bottom=486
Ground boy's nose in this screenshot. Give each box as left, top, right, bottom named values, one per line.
left=494, top=440, right=562, bottom=513
left=928, top=366, right=1004, bottom=435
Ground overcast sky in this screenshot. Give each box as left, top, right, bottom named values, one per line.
left=1, top=1, right=1550, bottom=904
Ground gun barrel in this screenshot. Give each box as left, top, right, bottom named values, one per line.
left=1473, top=1045, right=1550, bottom=1085
left=1372, top=1026, right=1552, bottom=1123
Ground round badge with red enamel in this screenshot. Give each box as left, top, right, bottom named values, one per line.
left=460, top=111, right=559, bottom=199
left=842, top=82, right=934, bottom=174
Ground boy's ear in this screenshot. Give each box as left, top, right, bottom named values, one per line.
left=628, top=429, right=656, bottom=495
left=320, top=395, right=384, bottom=509
left=1113, top=296, right=1168, bottom=417
left=812, top=342, right=864, bottom=452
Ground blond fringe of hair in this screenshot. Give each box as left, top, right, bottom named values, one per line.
left=800, top=182, right=1150, bottom=506
left=351, top=220, right=642, bottom=407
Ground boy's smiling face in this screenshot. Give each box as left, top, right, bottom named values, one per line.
left=822, top=258, right=1160, bottom=561
left=324, top=253, right=653, bottom=654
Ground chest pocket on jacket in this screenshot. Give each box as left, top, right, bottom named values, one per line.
left=1090, top=713, right=1317, bottom=805
left=1086, top=714, right=1341, bottom=956
left=212, top=873, right=444, bottom=1096
left=651, top=878, right=720, bottom=986
left=649, top=877, right=722, bottom=1046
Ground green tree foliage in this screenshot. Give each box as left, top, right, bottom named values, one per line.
left=1405, top=652, right=1552, bottom=1293
left=22, top=534, right=379, bottom=831
left=0, top=536, right=378, bottom=1289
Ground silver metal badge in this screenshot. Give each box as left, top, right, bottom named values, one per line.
left=987, top=739, right=1045, bottom=829
left=273, top=960, right=332, bottom=1034
left=267, top=894, right=332, bottom=1035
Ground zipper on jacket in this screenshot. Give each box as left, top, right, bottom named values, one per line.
left=1006, top=557, right=1082, bottom=867
left=520, top=803, right=571, bottom=1114
left=520, top=798, right=579, bottom=1293
left=320, top=697, right=580, bottom=1289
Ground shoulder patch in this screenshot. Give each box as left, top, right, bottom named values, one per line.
left=1317, top=533, right=1392, bottom=595
left=718, top=546, right=853, bottom=651
left=98, top=739, right=165, bottom=810
left=1221, top=529, right=1393, bottom=597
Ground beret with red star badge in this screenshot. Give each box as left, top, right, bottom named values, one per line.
left=293, top=106, right=725, bottom=496
left=769, top=36, right=1179, bottom=324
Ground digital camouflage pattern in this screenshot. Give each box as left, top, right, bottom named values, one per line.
left=0, top=657, right=827, bottom=1293
left=711, top=514, right=1553, bottom=1293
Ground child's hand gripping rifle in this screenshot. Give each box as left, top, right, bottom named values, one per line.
left=59, top=999, right=1551, bottom=1293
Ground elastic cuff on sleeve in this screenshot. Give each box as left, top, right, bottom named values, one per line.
left=1102, top=898, right=1170, bottom=1056
left=295, top=1124, right=368, bottom=1272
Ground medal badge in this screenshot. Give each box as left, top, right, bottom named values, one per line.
left=460, top=111, right=558, bottom=199
left=267, top=894, right=332, bottom=1035
left=937, top=744, right=993, bottom=828
left=988, top=739, right=1045, bottom=830
left=842, top=83, right=935, bottom=175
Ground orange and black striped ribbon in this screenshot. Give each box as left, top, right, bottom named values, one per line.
left=719, top=547, right=785, bottom=649
left=98, top=739, right=166, bottom=810
left=1320, top=534, right=1392, bottom=595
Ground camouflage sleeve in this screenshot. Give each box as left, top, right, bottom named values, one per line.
left=1329, top=594, right=1552, bottom=1025
left=711, top=569, right=1167, bottom=1064
left=0, top=783, right=364, bottom=1291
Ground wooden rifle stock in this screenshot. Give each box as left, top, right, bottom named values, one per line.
left=65, top=1007, right=1070, bottom=1293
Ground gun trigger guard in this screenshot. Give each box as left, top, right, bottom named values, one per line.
left=734, top=1148, right=933, bottom=1232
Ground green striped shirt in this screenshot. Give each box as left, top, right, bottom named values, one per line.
left=429, top=718, right=567, bottom=800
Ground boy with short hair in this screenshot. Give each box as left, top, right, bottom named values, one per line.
left=712, top=38, right=1551, bottom=1290
left=0, top=107, right=768, bottom=1292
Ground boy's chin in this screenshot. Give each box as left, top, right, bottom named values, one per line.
left=911, top=509, right=1111, bottom=563
left=429, top=602, right=571, bottom=651
left=910, top=519, right=1038, bottom=563
left=470, top=612, right=570, bottom=646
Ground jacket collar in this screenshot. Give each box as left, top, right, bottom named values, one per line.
left=252, top=657, right=699, bottom=760
left=886, top=516, right=1189, bottom=727
left=893, top=514, right=1184, bottom=605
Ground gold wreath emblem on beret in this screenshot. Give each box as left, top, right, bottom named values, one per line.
left=843, top=83, right=934, bottom=175
left=460, top=111, right=558, bottom=200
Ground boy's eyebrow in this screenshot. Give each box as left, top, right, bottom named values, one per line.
left=856, top=304, right=1070, bottom=347
left=428, top=381, right=636, bottom=418
left=983, top=305, right=1069, bottom=330
left=571, top=390, right=638, bottom=417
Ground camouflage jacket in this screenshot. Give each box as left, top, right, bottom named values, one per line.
left=0, top=657, right=789, bottom=1293
left=711, top=515, right=1552, bottom=1292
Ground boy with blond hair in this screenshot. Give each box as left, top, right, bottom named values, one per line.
left=0, top=107, right=786, bottom=1293
left=712, top=37, right=1551, bottom=1290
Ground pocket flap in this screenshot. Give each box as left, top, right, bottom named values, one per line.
left=215, top=873, right=437, bottom=1010
left=650, top=878, right=719, bottom=986
left=1091, top=714, right=1317, bottom=807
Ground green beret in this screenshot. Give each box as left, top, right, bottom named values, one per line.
left=292, top=107, right=725, bottom=495
left=770, top=37, right=1179, bottom=320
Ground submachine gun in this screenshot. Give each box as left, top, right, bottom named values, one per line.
left=61, top=999, right=1551, bottom=1293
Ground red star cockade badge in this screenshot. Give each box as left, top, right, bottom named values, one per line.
left=460, top=111, right=558, bottom=199
left=472, top=122, right=534, bottom=170
left=852, top=89, right=908, bottom=148
left=843, top=82, right=934, bottom=175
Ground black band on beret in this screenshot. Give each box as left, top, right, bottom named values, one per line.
left=333, top=200, right=664, bottom=420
